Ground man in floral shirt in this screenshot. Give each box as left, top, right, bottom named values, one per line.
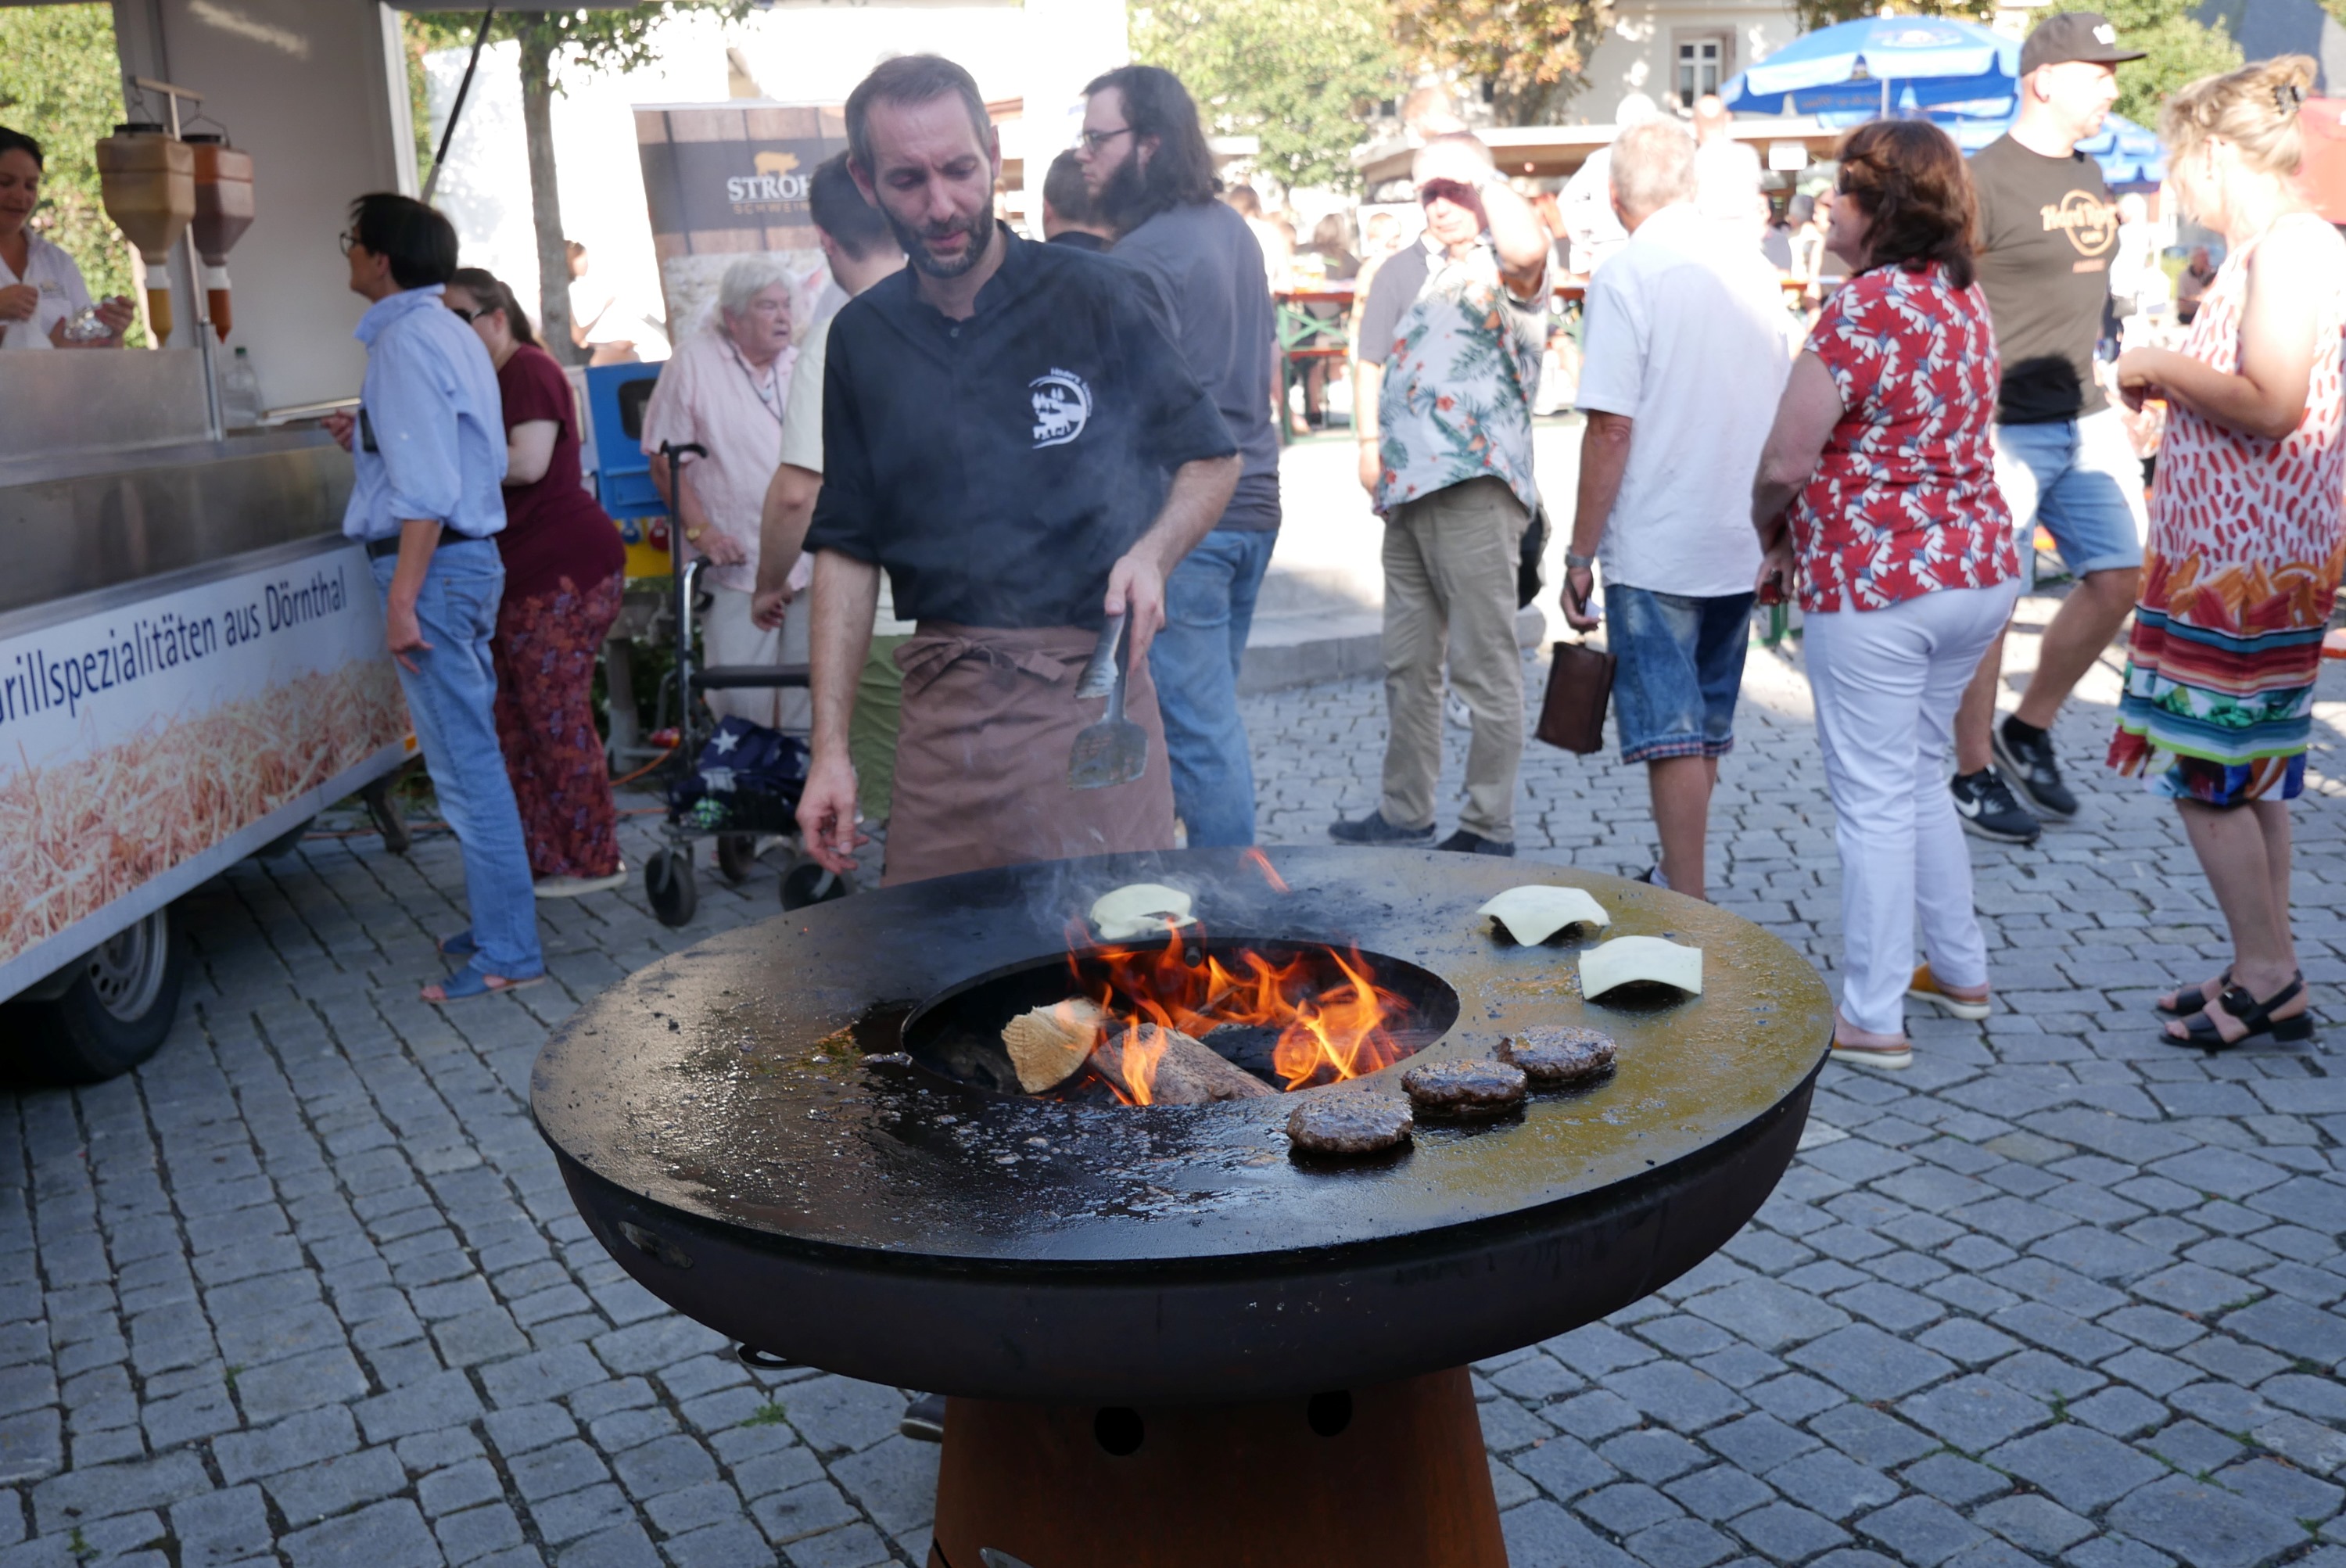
left=1335, top=133, right=1552, bottom=856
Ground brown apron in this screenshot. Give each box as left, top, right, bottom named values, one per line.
left=881, top=622, right=1176, bottom=886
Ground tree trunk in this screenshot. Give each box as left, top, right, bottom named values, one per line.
left=516, top=25, right=578, bottom=364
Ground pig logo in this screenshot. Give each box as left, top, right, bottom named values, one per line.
left=755, top=151, right=801, bottom=179
left=1030, top=368, right=1092, bottom=448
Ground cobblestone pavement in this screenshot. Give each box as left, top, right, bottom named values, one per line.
left=5, top=597, right=2344, bottom=1568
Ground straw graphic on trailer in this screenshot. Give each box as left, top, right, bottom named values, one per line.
left=0, top=666, right=408, bottom=963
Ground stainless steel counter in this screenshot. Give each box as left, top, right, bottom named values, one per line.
left=0, top=431, right=353, bottom=618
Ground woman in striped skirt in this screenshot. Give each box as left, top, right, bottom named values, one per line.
left=2111, top=56, right=2343, bottom=1050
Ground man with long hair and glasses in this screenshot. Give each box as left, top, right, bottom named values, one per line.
left=1075, top=63, right=1281, bottom=849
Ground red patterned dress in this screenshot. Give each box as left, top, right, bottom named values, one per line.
left=2108, top=214, right=2346, bottom=806
left=489, top=343, right=628, bottom=879
left=1791, top=263, right=2018, bottom=612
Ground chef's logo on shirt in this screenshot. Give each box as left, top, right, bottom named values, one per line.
left=1030, top=368, right=1093, bottom=448
left=2039, top=189, right=2119, bottom=260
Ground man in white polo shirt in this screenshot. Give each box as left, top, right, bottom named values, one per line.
left=1561, top=118, right=1792, bottom=900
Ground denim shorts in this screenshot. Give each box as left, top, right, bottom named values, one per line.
left=1607, top=585, right=1756, bottom=764
left=1993, top=407, right=2147, bottom=590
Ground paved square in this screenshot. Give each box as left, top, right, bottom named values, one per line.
left=5, top=581, right=2343, bottom=1567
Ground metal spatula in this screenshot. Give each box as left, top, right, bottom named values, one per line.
left=1068, top=612, right=1146, bottom=790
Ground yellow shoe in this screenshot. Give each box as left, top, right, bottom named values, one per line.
left=1907, top=963, right=1991, bottom=1021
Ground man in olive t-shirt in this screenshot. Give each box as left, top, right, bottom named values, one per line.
left=1945, top=11, right=2148, bottom=852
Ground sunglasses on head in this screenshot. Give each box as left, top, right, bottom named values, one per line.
left=1419, top=178, right=1479, bottom=207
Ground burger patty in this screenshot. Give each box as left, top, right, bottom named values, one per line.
left=1498, top=1025, right=1619, bottom=1085
left=1286, top=1093, right=1415, bottom=1157
left=1401, top=1059, right=1528, bottom=1119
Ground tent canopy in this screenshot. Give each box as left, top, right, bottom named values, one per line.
left=1724, top=16, right=2021, bottom=117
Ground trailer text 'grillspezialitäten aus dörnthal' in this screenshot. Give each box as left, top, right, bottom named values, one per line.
left=0, top=565, right=352, bottom=725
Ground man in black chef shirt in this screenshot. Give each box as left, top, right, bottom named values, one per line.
left=795, top=53, right=1240, bottom=889
left=1946, top=11, right=2148, bottom=849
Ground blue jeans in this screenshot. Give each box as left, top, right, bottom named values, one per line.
left=372, top=540, right=543, bottom=981
left=1992, top=408, right=2147, bottom=590
left=1149, top=529, right=1276, bottom=847
left=1609, top=585, right=1755, bottom=765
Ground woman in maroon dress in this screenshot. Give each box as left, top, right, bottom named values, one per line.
left=446, top=268, right=629, bottom=896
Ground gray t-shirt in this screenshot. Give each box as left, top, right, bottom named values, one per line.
left=1110, top=199, right=1281, bottom=532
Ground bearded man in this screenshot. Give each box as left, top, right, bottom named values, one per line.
left=794, top=52, right=1240, bottom=888
left=1078, top=63, right=1282, bottom=849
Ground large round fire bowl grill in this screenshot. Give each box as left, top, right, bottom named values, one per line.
left=534, top=847, right=1831, bottom=1566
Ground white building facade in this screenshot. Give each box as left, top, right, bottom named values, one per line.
left=1573, top=0, right=1805, bottom=124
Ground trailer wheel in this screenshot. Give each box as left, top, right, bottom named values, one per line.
left=646, top=849, right=698, bottom=927
left=5, top=910, right=186, bottom=1084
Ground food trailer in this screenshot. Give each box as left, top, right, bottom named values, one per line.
left=0, top=1, right=505, bottom=1078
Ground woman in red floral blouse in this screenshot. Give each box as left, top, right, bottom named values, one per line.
left=1749, top=120, right=2021, bottom=1072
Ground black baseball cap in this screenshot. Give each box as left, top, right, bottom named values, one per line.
left=2019, top=11, right=2147, bottom=74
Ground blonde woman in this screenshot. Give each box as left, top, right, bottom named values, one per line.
left=2111, top=57, right=2343, bottom=1050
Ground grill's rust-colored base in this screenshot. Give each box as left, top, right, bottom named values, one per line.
left=927, top=1368, right=1505, bottom=1568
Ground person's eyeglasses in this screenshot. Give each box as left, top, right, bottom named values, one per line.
left=447, top=304, right=479, bottom=323
left=1078, top=125, right=1134, bottom=152
left=338, top=230, right=358, bottom=257
left=1419, top=178, right=1478, bottom=208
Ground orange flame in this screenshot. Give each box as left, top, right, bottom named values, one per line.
left=1066, top=925, right=1409, bottom=1096
left=1239, top=847, right=1292, bottom=894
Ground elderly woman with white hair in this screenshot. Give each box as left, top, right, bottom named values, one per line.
left=639, top=253, right=803, bottom=728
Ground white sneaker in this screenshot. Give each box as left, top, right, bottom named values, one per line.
left=536, top=863, right=628, bottom=899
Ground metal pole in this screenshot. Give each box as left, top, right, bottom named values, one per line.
left=422, top=6, right=497, bottom=206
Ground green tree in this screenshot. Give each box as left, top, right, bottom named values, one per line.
left=1390, top=0, right=1611, bottom=125
left=1131, top=0, right=1401, bottom=192
left=407, top=5, right=748, bottom=361
left=0, top=3, right=146, bottom=346
left=2100, top=0, right=2241, bottom=127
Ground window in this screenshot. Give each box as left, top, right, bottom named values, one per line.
left=1675, top=34, right=1728, bottom=106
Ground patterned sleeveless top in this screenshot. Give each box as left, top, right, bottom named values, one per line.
left=2110, top=213, right=2346, bottom=802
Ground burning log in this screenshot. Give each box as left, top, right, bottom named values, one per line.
left=1003, top=1000, right=1276, bottom=1104
left=1094, top=1023, right=1276, bottom=1106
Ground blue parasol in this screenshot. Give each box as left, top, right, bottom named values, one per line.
left=1722, top=16, right=2021, bottom=117
left=1814, top=105, right=2168, bottom=188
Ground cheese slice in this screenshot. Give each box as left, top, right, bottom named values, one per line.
left=1089, top=882, right=1196, bottom=941
left=1003, top=997, right=1106, bottom=1093
left=1479, top=884, right=1611, bottom=945
left=1580, top=935, right=1703, bottom=999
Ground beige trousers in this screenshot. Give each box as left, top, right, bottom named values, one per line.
left=1379, top=476, right=1529, bottom=843
left=698, top=583, right=812, bottom=732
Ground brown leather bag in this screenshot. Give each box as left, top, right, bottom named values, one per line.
left=1535, top=637, right=1615, bottom=754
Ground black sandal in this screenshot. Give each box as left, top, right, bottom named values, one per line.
left=2158, top=967, right=2300, bottom=1018
left=2155, top=968, right=2230, bottom=1017
left=2165, top=977, right=2315, bottom=1050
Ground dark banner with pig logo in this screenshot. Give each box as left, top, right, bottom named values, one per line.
left=633, top=102, right=846, bottom=368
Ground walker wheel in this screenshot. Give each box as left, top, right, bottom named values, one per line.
left=716, top=834, right=759, bottom=884
left=645, top=849, right=698, bottom=927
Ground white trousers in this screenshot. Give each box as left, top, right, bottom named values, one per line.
left=1804, top=579, right=2022, bottom=1035
left=699, top=583, right=812, bottom=732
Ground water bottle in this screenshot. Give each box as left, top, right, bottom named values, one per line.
left=221, top=346, right=262, bottom=429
